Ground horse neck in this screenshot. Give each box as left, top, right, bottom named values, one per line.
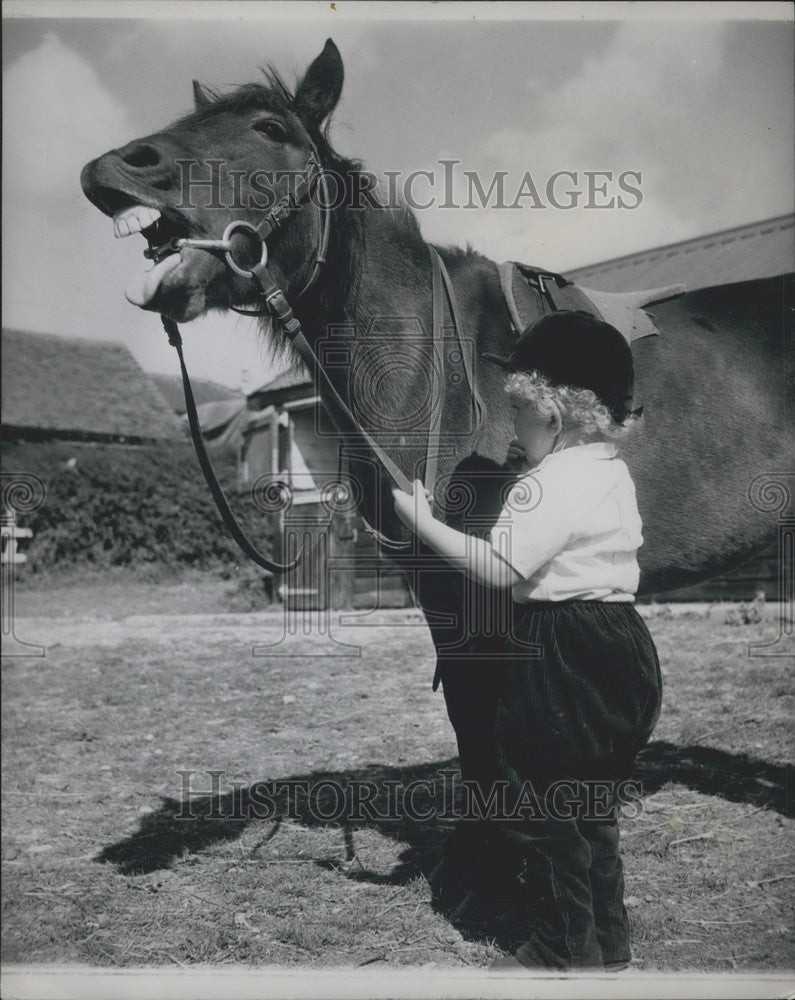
left=350, top=205, right=434, bottom=325
left=289, top=202, right=435, bottom=429
left=356, top=205, right=515, bottom=472
left=296, top=205, right=510, bottom=407
left=295, top=199, right=435, bottom=338
left=295, top=198, right=511, bottom=455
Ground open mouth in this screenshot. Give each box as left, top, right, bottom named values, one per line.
left=113, top=203, right=195, bottom=254
left=112, top=203, right=196, bottom=308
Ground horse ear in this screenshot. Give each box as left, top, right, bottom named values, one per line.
left=193, top=80, right=213, bottom=112
left=294, top=39, right=344, bottom=127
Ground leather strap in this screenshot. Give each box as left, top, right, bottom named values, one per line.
left=292, top=330, right=415, bottom=495
left=435, top=249, right=486, bottom=453
left=248, top=262, right=414, bottom=494
left=498, top=260, right=525, bottom=332
left=516, top=263, right=605, bottom=319
left=230, top=154, right=330, bottom=315
left=162, top=316, right=304, bottom=573
left=163, top=161, right=484, bottom=563
left=499, top=260, right=607, bottom=335
left=249, top=247, right=484, bottom=503
left=427, top=249, right=445, bottom=500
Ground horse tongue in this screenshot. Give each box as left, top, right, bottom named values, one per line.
left=125, top=253, right=182, bottom=307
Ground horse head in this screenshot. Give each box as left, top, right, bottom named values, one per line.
left=80, top=39, right=344, bottom=324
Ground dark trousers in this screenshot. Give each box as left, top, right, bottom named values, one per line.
left=493, top=787, right=630, bottom=967
left=439, top=600, right=662, bottom=968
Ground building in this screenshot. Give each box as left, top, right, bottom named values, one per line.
left=150, top=373, right=244, bottom=416
left=239, top=368, right=409, bottom=610
left=242, top=366, right=422, bottom=610
left=240, top=214, right=794, bottom=607
left=1, top=328, right=187, bottom=570
left=566, top=214, right=793, bottom=292
left=2, top=328, right=183, bottom=444
left=151, top=372, right=248, bottom=456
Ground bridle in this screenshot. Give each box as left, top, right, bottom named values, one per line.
left=158, top=142, right=484, bottom=574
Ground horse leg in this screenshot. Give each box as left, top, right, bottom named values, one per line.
left=430, top=649, right=508, bottom=908
left=408, top=565, right=516, bottom=906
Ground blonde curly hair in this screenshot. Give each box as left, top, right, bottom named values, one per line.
left=505, top=370, right=639, bottom=440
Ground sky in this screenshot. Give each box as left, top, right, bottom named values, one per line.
left=2, top=2, right=793, bottom=390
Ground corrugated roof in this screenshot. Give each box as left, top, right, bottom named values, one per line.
left=192, top=399, right=247, bottom=434
left=251, top=365, right=312, bottom=397
left=190, top=400, right=249, bottom=454
left=1, top=328, right=184, bottom=441
left=151, top=373, right=243, bottom=414
left=567, top=215, right=794, bottom=292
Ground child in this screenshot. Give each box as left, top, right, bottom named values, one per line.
left=392, top=310, right=662, bottom=971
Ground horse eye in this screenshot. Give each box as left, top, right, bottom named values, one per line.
left=253, top=120, right=288, bottom=142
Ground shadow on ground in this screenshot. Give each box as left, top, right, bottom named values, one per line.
left=98, top=739, right=792, bottom=873
left=96, top=741, right=792, bottom=952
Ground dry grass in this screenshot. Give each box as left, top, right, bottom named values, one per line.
left=2, top=580, right=793, bottom=971
left=11, top=567, right=262, bottom=618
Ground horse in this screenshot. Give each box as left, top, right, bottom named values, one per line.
left=81, top=38, right=792, bottom=769
left=81, top=34, right=791, bottom=603
left=80, top=36, right=793, bottom=922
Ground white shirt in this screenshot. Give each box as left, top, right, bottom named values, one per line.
left=488, top=442, right=643, bottom=602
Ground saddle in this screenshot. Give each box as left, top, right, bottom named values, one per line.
left=498, top=261, right=686, bottom=346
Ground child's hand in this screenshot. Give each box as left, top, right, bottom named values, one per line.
left=506, top=438, right=528, bottom=471
left=392, top=479, right=434, bottom=531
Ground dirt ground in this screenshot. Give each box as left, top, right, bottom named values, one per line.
left=2, top=575, right=793, bottom=974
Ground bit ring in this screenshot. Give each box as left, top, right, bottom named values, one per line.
left=222, top=221, right=268, bottom=278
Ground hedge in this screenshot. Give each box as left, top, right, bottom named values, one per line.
left=1, top=440, right=276, bottom=573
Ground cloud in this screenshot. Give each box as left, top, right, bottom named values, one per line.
left=3, top=35, right=138, bottom=334
left=3, top=33, right=135, bottom=199
left=417, top=21, right=792, bottom=270
left=3, top=20, right=790, bottom=385
left=2, top=34, right=267, bottom=388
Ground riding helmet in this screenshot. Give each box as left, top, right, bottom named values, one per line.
left=482, top=310, right=638, bottom=424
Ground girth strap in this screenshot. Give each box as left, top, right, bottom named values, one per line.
left=427, top=249, right=445, bottom=498
left=435, top=248, right=485, bottom=454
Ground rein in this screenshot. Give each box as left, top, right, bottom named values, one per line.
left=161, top=148, right=483, bottom=574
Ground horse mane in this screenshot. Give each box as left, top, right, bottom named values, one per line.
left=239, top=69, right=432, bottom=371
left=182, top=70, right=352, bottom=367
left=188, top=68, right=459, bottom=372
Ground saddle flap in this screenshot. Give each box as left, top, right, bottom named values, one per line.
left=499, top=260, right=686, bottom=345
left=578, top=284, right=687, bottom=344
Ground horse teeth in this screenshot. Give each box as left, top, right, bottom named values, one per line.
left=112, top=205, right=162, bottom=239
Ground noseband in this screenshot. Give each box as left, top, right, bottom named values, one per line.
left=147, top=148, right=330, bottom=304
left=161, top=144, right=483, bottom=575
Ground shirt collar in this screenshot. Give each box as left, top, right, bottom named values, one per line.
left=533, top=441, right=618, bottom=472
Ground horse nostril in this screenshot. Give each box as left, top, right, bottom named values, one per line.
left=119, top=143, right=162, bottom=170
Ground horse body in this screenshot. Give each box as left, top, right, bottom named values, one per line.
left=333, top=201, right=790, bottom=595
left=81, top=40, right=792, bottom=638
